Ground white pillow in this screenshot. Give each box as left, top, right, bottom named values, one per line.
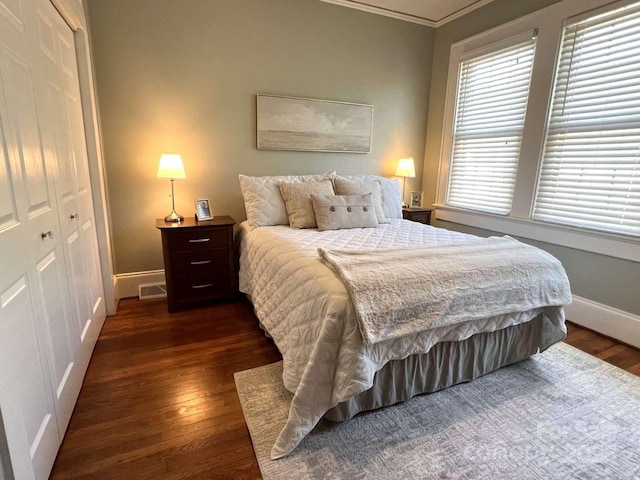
left=311, top=193, right=379, bottom=231
left=341, top=175, right=402, bottom=219
left=333, top=176, right=387, bottom=223
left=279, top=180, right=335, bottom=229
left=239, top=172, right=335, bottom=229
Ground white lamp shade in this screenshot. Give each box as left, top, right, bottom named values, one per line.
left=156, top=154, right=186, bottom=180
left=395, top=158, right=416, bottom=178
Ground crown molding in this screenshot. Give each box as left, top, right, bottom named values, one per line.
left=318, top=0, right=495, bottom=27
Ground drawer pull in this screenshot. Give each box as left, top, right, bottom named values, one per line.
left=190, top=260, right=212, bottom=265
left=191, top=283, right=213, bottom=289
left=189, top=238, right=211, bottom=243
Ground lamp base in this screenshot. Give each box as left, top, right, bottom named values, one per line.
left=164, top=210, right=184, bottom=223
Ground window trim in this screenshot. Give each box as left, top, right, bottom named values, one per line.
left=436, top=0, right=640, bottom=262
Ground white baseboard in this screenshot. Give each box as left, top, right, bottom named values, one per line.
left=565, top=295, right=640, bottom=349
left=114, top=270, right=165, bottom=300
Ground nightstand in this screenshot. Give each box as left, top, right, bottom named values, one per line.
left=156, top=216, right=236, bottom=312
left=402, top=207, right=433, bottom=225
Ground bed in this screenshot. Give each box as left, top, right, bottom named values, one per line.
left=237, top=173, right=571, bottom=459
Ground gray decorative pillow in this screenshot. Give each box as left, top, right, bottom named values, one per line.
left=311, top=193, right=379, bottom=231
left=279, top=180, right=335, bottom=229
left=333, top=176, right=387, bottom=223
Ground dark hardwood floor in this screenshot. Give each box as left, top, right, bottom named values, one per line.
left=50, top=298, right=281, bottom=480
left=564, top=320, right=640, bottom=376
left=50, top=298, right=640, bottom=479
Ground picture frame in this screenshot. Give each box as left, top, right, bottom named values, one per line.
left=195, top=198, right=214, bottom=221
left=410, top=191, right=423, bottom=208
left=256, top=94, right=373, bottom=153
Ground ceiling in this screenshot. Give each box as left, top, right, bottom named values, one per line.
left=318, top=0, right=495, bottom=26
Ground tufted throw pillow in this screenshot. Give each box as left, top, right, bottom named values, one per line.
left=333, top=176, right=387, bottom=224
left=279, top=180, right=335, bottom=229
left=239, top=172, right=335, bottom=229
left=311, top=193, right=379, bottom=231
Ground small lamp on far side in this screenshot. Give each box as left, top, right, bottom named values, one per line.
left=395, top=157, right=415, bottom=208
left=157, top=153, right=186, bottom=222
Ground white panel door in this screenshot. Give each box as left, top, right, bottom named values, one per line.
left=33, top=0, right=106, bottom=427
left=0, top=1, right=62, bottom=475
left=0, top=277, right=59, bottom=480
left=54, top=9, right=106, bottom=346
left=0, top=0, right=104, bottom=478
left=39, top=2, right=105, bottom=360
left=31, top=3, right=88, bottom=436
left=40, top=41, right=93, bottom=354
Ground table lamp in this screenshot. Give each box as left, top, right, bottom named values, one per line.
left=395, top=157, right=415, bottom=208
left=157, top=153, right=186, bottom=222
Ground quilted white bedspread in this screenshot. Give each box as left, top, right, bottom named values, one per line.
left=237, top=220, right=568, bottom=459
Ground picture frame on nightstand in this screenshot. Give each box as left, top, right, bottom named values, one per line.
left=195, top=198, right=213, bottom=221
left=410, top=191, right=423, bottom=208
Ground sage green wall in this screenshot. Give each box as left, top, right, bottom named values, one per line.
left=86, top=0, right=434, bottom=274
left=423, top=0, right=640, bottom=315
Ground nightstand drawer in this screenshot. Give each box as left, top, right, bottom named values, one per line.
left=166, top=228, right=228, bottom=251
left=410, top=212, right=431, bottom=224
left=169, top=249, right=229, bottom=277
left=402, top=208, right=433, bottom=225
left=173, top=272, right=231, bottom=302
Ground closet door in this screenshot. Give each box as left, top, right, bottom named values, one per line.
left=0, top=0, right=66, bottom=477
left=33, top=1, right=90, bottom=434
left=0, top=0, right=104, bottom=478
left=54, top=7, right=106, bottom=352
left=38, top=0, right=106, bottom=400
left=41, top=7, right=94, bottom=370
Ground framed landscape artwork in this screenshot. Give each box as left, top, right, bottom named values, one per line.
left=256, top=94, right=373, bottom=153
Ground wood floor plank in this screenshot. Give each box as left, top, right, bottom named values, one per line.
left=564, top=321, right=640, bottom=371
left=50, top=298, right=279, bottom=479
left=50, top=298, right=639, bottom=479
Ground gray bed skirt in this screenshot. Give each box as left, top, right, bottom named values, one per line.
left=324, top=316, right=543, bottom=422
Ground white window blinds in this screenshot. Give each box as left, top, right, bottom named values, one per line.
left=534, top=3, right=640, bottom=237
left=447, top=36, right=536, bottom=215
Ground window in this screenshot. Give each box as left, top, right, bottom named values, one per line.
left=534, top=3, right=640, bottom=237
left=438, top=0, right=640, bottom=261
left=447, top=36, right=536, bottom=215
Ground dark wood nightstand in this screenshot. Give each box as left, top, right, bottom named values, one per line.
left=402, top=207, right=433, bottom=225
left=156, top=216, right=236, bottom=312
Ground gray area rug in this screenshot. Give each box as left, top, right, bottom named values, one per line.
left=234, top=343, right=640, bottom=479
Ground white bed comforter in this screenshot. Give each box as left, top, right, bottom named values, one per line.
left=237, top=220, right=568, bottom=459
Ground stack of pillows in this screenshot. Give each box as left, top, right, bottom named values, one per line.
left=239, top=172, right=403, bottom=231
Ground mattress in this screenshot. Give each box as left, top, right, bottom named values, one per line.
left=237, top=219, right=567, bottom=458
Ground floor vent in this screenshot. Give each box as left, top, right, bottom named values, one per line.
left=138, top=282, right=167, bottom=300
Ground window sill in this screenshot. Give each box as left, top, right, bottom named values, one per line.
left=434, top=205, right=640, bottom=262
